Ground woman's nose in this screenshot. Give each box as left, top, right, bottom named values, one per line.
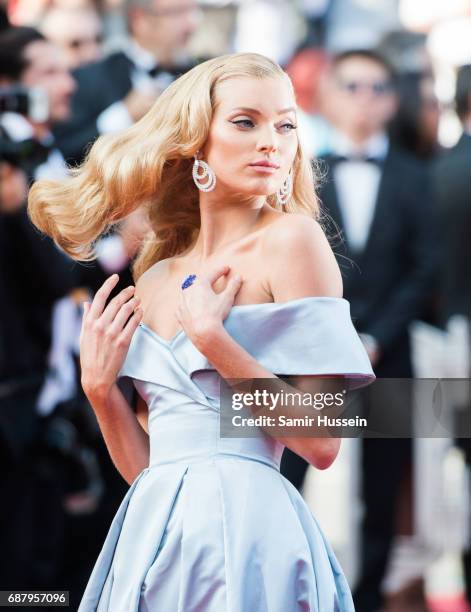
left=256, top=128, right=278, bottom=153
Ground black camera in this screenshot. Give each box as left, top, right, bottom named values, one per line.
left=0, top=86, right=50, bottom=170
left=0, top=127, right=51, bottom=171
left=0, top=85, right=48, bottom=122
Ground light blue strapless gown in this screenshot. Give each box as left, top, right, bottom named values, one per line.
left=78, top=296, right=374, bottom=612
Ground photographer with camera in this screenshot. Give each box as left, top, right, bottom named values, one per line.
left=0, top=26, right=76, bottom=177
left=0, top=26, right=150, bottom=602
left=0, top=25, right=83, bottom=590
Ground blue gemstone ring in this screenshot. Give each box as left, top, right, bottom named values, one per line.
left=181, top=274, right=197, bottom=290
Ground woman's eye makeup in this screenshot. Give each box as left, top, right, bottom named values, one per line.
left=231, top=118, right=254, bottom=128
left=230, top=118, right=297, bottom=131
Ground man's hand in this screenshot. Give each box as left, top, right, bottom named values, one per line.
left=0, top=162, right=28, bottom=214
left=123, top=88, right=157, bottom=122
left=360, top=333, right=381, bottom=367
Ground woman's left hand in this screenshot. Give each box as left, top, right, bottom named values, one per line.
left=176, top=264, right=243, bottom=351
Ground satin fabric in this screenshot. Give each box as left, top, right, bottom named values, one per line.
left=78, top=296, right=374, bottom=611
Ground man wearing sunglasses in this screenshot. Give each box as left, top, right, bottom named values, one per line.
left=325, top=48, right=436, bottom=612
left=53, top=0, right=201, bottom=166
left=281, top=48, right=436, bottom=612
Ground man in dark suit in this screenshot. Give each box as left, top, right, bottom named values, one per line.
left=281, top=49, right=436, bottom=611
left=0, top=25, right=80, bottom=589
left=53, top=0, right=201, bottom=165
left=435, top=64, right=471, bottom=607
left=0, top=165, right=79, bottom=591
left=0, top=26, right=148, bottom=603
left=436, top=65, right=471, bottom=325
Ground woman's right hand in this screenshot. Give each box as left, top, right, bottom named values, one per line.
left=80, top=274, right=143, bottom=402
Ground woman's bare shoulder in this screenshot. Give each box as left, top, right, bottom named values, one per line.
left=262, top=213, right=331, bottom=263
left=262, top=212, right=343, bottom=300
left=263, top=211, right=324, bottom=245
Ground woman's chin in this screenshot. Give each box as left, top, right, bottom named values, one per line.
left=217, top=177, right=278, bottom=198
left=248, top=177, right=279, bottom=195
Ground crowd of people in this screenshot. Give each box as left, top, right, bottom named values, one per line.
left=1, top=1, right=471, bottom=610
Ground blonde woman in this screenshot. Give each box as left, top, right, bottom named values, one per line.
left=29, top=53, right=374, bottom=611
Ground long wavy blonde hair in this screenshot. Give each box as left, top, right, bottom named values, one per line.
left=28, top=52, right=320, bottom=280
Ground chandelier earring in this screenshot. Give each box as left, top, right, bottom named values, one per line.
left=192, top=151, right=216, bottom=192
left=277, top=169, right=293, bottom=206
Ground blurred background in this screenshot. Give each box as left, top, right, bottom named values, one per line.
left=2, top=1, right=471, bottom=611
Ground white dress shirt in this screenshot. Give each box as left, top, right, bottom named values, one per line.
left=331, top=130, right=389, bottom=254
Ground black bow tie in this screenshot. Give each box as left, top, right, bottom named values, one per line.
left=147, top=65, right=162, bottom=78
left=329, top=153, right=384, bottom=166
left=147, top=64, right=185, bottom=79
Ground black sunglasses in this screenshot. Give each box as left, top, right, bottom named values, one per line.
left=68, top=34, right=103, bottom=49
left=337, top=79, right=394, bottom=96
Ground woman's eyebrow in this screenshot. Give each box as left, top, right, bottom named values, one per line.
left=230, top=106, right=297, bottom=115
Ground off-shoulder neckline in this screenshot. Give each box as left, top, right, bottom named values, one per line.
left=139, top=295, right=348, bottom=346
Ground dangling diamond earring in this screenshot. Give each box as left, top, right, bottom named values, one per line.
left=192, top=152, right=216, bottom=192
left=277, top=169, right=293, bottom=205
